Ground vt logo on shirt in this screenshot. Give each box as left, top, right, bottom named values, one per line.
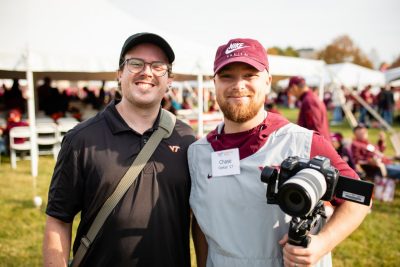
left=169, top=145, right=181, bottom=153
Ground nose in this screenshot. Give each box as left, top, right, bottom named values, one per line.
left=232, top=77, right=246, bottom=90
left=140, top=63, right=153, bottom=77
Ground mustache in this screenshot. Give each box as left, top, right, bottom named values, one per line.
left=226, top=92, right=254, bottom=97
left=133, top=75, right=158, bottom=85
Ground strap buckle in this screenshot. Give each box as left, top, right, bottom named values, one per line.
left=80, top=236, right=91, bottom=249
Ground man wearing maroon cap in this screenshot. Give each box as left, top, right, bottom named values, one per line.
left=288, top=76, right=331, bottom=141
left=189, top=38, right=369, bottom=267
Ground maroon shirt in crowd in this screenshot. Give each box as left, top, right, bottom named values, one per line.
left=4, top=120, right=29, bottom=144
left=297, top=90, right=330, bottom=141
left=351, top=139, right=391, bottom=165
left=360, top=87, right=374, bottom=105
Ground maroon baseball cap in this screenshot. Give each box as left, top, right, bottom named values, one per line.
left=288, top=76, right=306, bottom=88
left=330, top=132, right=343, bottom=143
left=213, top=38, right=269, bottom=74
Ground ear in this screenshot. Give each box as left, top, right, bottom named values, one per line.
left=167, top=77, right=173, bottom=88
left=117, top=69, right=122, bottom=81
left=265, top=74, right=272, bottom=94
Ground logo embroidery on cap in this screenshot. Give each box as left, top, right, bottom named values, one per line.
left=225, top=42, right=248, bottom=54
left=169, top=145, right=181, bottom=152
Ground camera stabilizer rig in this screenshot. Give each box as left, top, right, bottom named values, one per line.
left=261, top=156, right=374, bottom=248
left=287, top=201, right=326, bottom=247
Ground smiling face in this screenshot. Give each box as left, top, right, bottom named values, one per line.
left=214, top=62, right=271, bottom=123
left=354, top=127, right=368, bottom=141
left=117, top=43, right=172, bottom=109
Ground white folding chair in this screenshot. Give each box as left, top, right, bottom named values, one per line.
left=57, top=121, right=79, bottom=142
left=36, top=123, right=60, bottom=159
left=36, top=117, right=54, bottom=124
left=57, top=117, right=79, bottom=124
left=9, top=126, right=31, bottom=169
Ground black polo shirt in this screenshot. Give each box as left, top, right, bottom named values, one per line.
left=46, top=100, right=196, bottom=267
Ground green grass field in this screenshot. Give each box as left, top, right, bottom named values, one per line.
left=0, top=107, right=399, bottom=266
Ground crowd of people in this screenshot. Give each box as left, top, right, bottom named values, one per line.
left=161, top=86, right=220, bottom=116
left=274, top=81, right=398, bottom=128
left=0, top=78, right=122, bottom=156
left=268, top=76, right=400, bottom=183
left=330, top=124, right=400, bottom=180
left=36, top=78, right=121, bottom=121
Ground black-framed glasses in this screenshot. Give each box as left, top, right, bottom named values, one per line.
left=120, top=58, right=170, bottom=77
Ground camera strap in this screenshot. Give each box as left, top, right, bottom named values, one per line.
left=70, top=109, right=176, bottom=267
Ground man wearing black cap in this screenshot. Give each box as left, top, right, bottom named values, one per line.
left=189, top=38, right=369, bottom=267
left=287, top=76, right=331, bottom=141
left=43, top=33, right=195, bottom=267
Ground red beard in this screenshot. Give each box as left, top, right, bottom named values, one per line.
left=217, top=93, right=264, bottom=123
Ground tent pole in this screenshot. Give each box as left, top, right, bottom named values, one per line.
left=26, top=68, right=38, bottom=178
left=319, top=70, right=324, bottom=101
left=197, top=73, right=204, bottom=137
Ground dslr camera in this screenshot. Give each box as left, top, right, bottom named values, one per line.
left=261, top=155, right=373, bottom=218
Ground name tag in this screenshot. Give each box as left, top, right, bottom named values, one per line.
left=211, top=148, right=240, bottom=177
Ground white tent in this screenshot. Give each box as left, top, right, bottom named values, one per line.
left=0, top=0, right=216, bottom=176
left=0, top=0, right=328, bottom=81
left=0, top=0, right=330, bottom=176
left=385, top=67, right=400, bottom=84
left=268, top=55, right=326, bottom=77
left=0, top=0, right=214, bottom=76
left=267, top=56, right=327, bottom=99
left=326, top=63, right=385, bottom=88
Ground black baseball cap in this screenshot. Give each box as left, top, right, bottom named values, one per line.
left=119, top=32, right=175, bottom=66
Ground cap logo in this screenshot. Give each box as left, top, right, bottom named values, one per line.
left=225, top=42, right=248, bottom=54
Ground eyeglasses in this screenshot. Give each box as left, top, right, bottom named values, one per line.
left=120, top=58, right=170, bottom=77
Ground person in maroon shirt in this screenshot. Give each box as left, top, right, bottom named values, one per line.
left=351, top=124, right=400, bottom=179
left=191, top=37, right=370, bottom=267
left=0, top=109, right=29, bottom=154
left=288, top=76, right=331, bottom=141
left=359, top=85, right=374, bottom=126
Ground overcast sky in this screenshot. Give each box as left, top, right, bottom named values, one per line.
left=112, top=0, right=400, bottom=65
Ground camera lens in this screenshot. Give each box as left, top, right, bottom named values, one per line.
left=278, top=168, right=326, bottom=217
left=279, top=186, right=309, bottom=216
left=289, top=191, right=303, bottom=205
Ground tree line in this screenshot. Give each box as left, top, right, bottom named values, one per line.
left=267, top=35, right=400, bottom=70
